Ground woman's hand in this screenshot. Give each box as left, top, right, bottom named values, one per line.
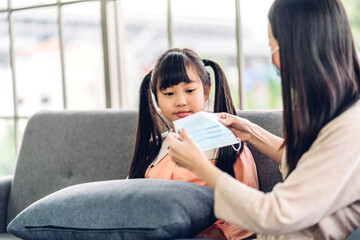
left=216, top=112, right=253, bottom=142
left=167, top=129, right=224, bottom=188
left=167, top=129, right=207, bottom=171
left=218, top=112, right=285, bottom=164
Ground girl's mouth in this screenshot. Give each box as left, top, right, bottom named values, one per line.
left=175, top=111, right=190, bottom=118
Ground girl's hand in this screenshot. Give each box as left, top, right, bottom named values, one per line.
left=216, top=112, right=253, bottom=142
left=167, top=129, right=208, bottom=171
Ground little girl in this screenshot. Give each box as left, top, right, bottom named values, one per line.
left=128, top=48, right=258, bottom=240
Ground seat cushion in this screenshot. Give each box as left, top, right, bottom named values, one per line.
left=7, top=179, right=216, bottom=240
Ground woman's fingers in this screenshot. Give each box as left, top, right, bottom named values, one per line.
left=168, top=129, right=204, bottom=170
left=167, top=133, right=187, bottom=156
left=215, top=112, right=230, bottom=120
left=219, top=115, right=236, bottom=127
left=218, top=118, right=228, bottom=126
left=178, top=129, right=195, bottom=144
left=167, top=133, right=181, bottom=149
left=179, top=128, right=189, bottom=139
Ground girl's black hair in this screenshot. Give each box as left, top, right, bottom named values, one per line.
left=268, top=0, right=360, bottom=176
left=128, top=48, right=243, bottom=178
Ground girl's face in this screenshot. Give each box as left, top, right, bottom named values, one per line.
left=268, top=22, right=281, bottom=71
left=157, top=67, right=210, bottom=127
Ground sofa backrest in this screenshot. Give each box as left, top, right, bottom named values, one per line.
left=7, top=110, right=283, bottom=224
left=7, top=110, right=137, bottom=224
left=237, top=110, right=283, bottom=193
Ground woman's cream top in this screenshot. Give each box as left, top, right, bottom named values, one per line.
left=214, top=100, right=360, bottom=240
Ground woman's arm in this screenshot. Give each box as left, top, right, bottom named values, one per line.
left=217, top=113, right=284, bottom=164
left=169, top=110, right=360, bottom=234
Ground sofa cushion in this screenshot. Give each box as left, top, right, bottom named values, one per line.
left=7, top=179, right=216, bottom=240
left=7, top=110, right=138, bottom=224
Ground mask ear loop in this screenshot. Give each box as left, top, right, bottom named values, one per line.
left=231, top=138, right=241, bottom=152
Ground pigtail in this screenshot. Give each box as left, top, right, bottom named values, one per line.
left=203, top=59, right=244, bottom=178
left=128, top=71, right=163, bottom=178
left=203, top=59, right=236, bottom=114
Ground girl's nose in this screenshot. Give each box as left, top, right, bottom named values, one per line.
left=175, top=94, right=187, bottom=106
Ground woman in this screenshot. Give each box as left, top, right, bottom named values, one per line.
left=167, top=0, right=360, bottom=239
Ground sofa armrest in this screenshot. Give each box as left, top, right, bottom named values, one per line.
left=0, top=175, right=12, bottom=233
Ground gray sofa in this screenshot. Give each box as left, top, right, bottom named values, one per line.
left=0, top=110, right=284, bottom=239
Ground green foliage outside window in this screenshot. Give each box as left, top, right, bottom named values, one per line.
left=0, top=125, right=16, bottom=176
left=343, top=0, right=360, bottom=50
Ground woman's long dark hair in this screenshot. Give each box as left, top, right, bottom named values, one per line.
left=128, top=48, right=243, bottom=178
left=268, top=0, right=360, bottom=176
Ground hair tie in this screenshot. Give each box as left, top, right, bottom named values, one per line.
left=202, top=59, right=211, bottom=66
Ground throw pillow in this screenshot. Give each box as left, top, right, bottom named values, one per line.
left=7, top=179, right=216, bottom=240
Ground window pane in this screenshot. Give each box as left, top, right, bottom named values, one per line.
left=241, top=0, right=282, bottom=110
left=62, top=2, right=105, bottom=109
left=0, top=119, right=16, bottom=176
left=13, top=7, right=63, bottom=116
left=0, top=1, right=7, bottom=10
left=121, top=0, right=168, bottom=109
left=172, top=0, right=239, bottom=109
left=11, top=0, right=56, bottom=9
left=343, top=0, right=360, bottom=51
left=0, top=14, right=14, bottom=116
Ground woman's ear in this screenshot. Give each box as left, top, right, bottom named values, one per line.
left=204, top=83, right=211, bottom=101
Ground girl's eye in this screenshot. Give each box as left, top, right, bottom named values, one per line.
left=163, top=92, right=173, bottom=96
left=186, top=89, right=196, bottom=93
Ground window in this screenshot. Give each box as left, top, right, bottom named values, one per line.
left=343, top=0, right=360, bottom=51
left=118, top=0, right=280, bottom=110
left=241, top=0, right=281, bottom=109
left=0, top=0, right=105, bottom=176
left=13, top=7, right=63, bottom=116
left=62, top=2, right=105, bottom=109
left=121, top=0, right=168, bottom=109
left=11, top=1, right=57, bottom=8
left=172, top=0, right=240, bottom=109
left=1, top=0, right=359, bottom=176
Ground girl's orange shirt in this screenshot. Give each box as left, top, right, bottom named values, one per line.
left=145, top=142, right=259, bottom=240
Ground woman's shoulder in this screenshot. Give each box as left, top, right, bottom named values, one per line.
left=340, top=99, right=360, bottom=121
left=317, top=100, right=360, bottom=144
left=325, top=100, right=360, bottom=131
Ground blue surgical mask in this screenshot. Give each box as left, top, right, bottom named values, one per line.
left=173, top=111, right=241, bottom=151
left=270, top=46, right=280, bottom=76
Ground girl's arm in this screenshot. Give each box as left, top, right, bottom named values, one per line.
left=217, top=113, right=284, bottom=165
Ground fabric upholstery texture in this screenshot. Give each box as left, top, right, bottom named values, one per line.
left=346, top=227, right=360, bottom=240
left=7, top=179, right=216, bottom=240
